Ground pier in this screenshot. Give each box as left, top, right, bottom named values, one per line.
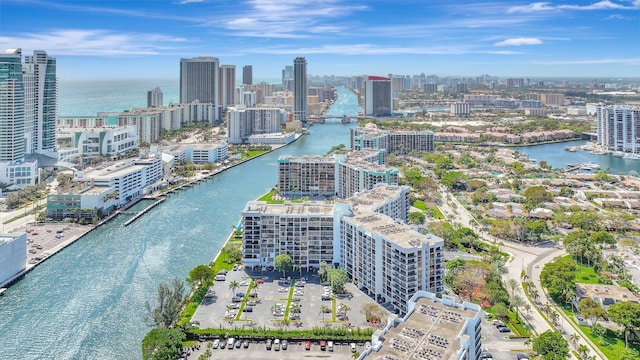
left=122, top=197, right=166, bottom=226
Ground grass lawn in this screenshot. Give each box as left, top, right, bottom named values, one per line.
left=556, top=255, right=600, bottom=284
left=580, top=325, right=640, bottom=359
left=413, top=200, right=426, bottom=211
left=241, top=150, right=268, bottom=159
left=258, top=189, right=285, bottom=204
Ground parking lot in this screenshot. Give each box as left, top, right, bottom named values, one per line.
left=192, top=267, right=386, bottom=332
left=187, top=338, right=368, bottom=359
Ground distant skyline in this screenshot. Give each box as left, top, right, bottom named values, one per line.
left=1, top=0, right=639, bottom=79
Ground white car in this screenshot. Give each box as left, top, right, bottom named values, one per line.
left=211, top=339, right=220, bottom=349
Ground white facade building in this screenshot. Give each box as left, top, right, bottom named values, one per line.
left=227, top=106, right=285, bottom=144
left=55, top=126, right=138, bottom=162
left=0, top=233, right=27, bottom=287
left=159, top=141, right=228, bottom=164
left=597, top=105, right=640, bottom=155
left=74, top=156, right=163, bottom=205
left=362, top=291, right=482, bottom=360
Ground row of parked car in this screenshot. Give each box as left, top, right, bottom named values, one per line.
left=492, top=320, right=511, bottom=333
left=210, top=338, right=249, bottom=350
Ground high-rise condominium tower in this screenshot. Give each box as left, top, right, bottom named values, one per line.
left=219, top=65, right=236, bottom=109
left=147, top=87, right=163, bottom=107
left=242, top=65, right=253, bottom=85
left=0, top=49, right=26, bottom=162
left=293, top=57, right=307, bottom=122
left=364, top=76, right=392, bottom=117
left=24, top=50, right=57, bottom=155
left=180, top=56, right=219, bottom=107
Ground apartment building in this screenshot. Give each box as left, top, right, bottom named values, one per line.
left=55, top=125, right=138, bottom=162
left=73, top=156, right=163, bottom=206
left=277, top=156, right=336, bottom=198
left=339, top=185, right=443, bottom=313
left=336, top=156, right=399, bottom=199
left=541, top=93, right=565, bottom=106
left=227, top=106, right=285, bottom=144
left=350, top=124, right=435, bottom=154
left=0, top=233, right=27, bottom=288
left=362, top=291, right=482, bottom=360
left=364, top=76, right=393, bottom=117
left=241, top=184, right=444, bottom=314
left=241, top=201, right=337, bottom=270
left=159, top=141, right=228, bottom=164
left=597, top=105, right=640, bottom=155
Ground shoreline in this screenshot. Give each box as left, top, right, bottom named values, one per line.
left=1, top=133, right=305, bottom=291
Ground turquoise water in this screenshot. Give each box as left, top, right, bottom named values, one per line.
left=0, top=86, right=360, bottom=359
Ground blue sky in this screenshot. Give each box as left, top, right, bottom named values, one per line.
left=1, top=0, right=639, bottom=79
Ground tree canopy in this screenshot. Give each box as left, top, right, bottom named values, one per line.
left=275, top=253, right=293, bottom=276
left=144, top=277, right=185, bottom=328
left=142, top=327, right=185, bottom=360
left=607, top=301, right=640, bottom=348
left=532, top=330, right=570, bottom=360
left=187, top=265, right=214, bottom=286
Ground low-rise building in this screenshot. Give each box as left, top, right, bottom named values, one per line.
left=362, top=291, right=482, bottom=360
left=55, top=125, right=138, bottom=163
left=159, top=141, right=228, bottom=164
left=46, top=183, right=117, bottom=220
left=574, top=283, right=639, bottom=310
left=73, top=156, right=163, bottom=206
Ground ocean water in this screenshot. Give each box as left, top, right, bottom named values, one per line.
left=58, top=78, right=280, bottom=116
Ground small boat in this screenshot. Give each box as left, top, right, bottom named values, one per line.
left=0, top=288, right=6, bottom=296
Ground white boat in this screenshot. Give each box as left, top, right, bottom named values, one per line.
left=0, top=288, right=6, bottom=296
left=622, top=153, right=640, bottom=160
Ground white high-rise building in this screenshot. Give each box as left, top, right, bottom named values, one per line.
left=597, top=105, right=640, bottom=155
left=293, top=57, right=307, bottom=122
left=219, top=64, right=236, bottom=110
left=227, top=106, right=285, bottom=144
left=0, top=48, right=53, bottom=187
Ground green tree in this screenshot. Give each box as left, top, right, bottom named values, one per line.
left=578, top=298, right=606, bottom=326
left=141, top=327, right=185, bottom=360
left=408, top=211, right=426, bottom=225
left=274, top=253, right=293, bottom=277
left=221, top=243, right=242, bottom=263
left=144, top=278, right=185, bottom=328
left=187, top=265, right=214, bottom=287
left=532, top=330, right=570, bottom=360
left=589, top=231, right=616, bottom=248
left=540, top=259, right=576, bottom=303
left=591, top=323, right=606, bottom=345
left=327, top=268, right=349, bottom=293
left=524, top=185, right=553, bottom=204
left=607, top=301, right=640, bottom=349
left=228, top=280, right=240, bottom=295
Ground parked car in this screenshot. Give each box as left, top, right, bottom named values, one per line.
left=243, top=339, right=250, bottom=348
left=214, top=274, right=226, bottom=281
left=220, top=339, right=227, bottom=349
left=243, top=306, right=253, bottom=312
left=281, top=339, right=288, bottom=350
left=497, top=325, right=511, bottom=333
left=350, top=343, right=357, bottom=353
left=321, top=294, right=332, bottom=301
left=256, top=279, right=264, bottom=284
left=305, top=340, right=311, bottom=350
left=328, top=341, right=334, bottom=352
left=211, top=339, right=220, bottom=349
left=516, top=353, right=530, bottom=360
left=218, top=269, right=228, bottom=275
left=320, top=340, right=326, bottom=351
left=274, top=339, right=280, bottom=351
left=235, top=338, right=242, bottom=348
left=266, top=339, right=272, bottom=350
left=227, top=338, right=235, bottom=349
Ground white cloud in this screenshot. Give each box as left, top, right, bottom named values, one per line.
left=174, top=0, right=206, bottom=3
left=494, top=37, right=543, bottom=46
left=0, top=29, right=191, bottom=56
left=241, top=43, right=523, bottom=56
left=508, top=0, right=639, bottom=13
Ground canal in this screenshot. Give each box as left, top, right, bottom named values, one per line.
left=0, top=87, right=360, bottom=359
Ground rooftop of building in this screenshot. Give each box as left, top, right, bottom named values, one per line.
left=80, top=157, right=157, bottom=179
left=346, top=211, right=439, bottom=249
left=160, top=142, right=227, bottom=152
left=53, top=181, right=112, bottom=195
left=278, top=155, right=335, bottom=163
left=576, top=283, right=639, bottom=303
left=0, top=233, right=25, bottom=246
left=369, top=296, right=479, bottom=360
left=243, top=201, right=335, bottom=216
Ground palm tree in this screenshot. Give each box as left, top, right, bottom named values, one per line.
left=228, top=280, right=240, bottom=295
left=338, top=303, right=351, bottom=315
left=320, top=305, right=331, bottom=322
left=542, top=302, right=552, bottom=314
left=549, top=310, right=559, bottom=325
left=520, top=270, right=528, bottom=281
left=508, top=279, right=520, bottom=296
left=510, top=295, right=525, bottom=321
left=524, top=303, right=532, bottom=316
left=352, top=351, right=361, bottom=359
left=577, top=344, right=589, bottom=359
left=530, top=289, right=539, bottom=303
left=570, top=333, right=580, bottom=347
left=290, top=303, right=301, bottom=314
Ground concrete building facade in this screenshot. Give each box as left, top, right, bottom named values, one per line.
left=293, top=57, right=307, bottom=122
left=179, top=56, right=219, bottom=116
left=365, top=76, right=393, bottom=117
left=0, top=233, right=27, bottom=287
left=597, top=105, right=640, bottom=155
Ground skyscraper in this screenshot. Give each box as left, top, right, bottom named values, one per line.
left=242, top=65, right=252, bottom=85
left=597, top=105, right=640, bottom=155
left=0, top=48, right=46, bottom=187
left=219, top=64, right=236, bottom=109
left=364, top=76, right=392, bottom=117
left=0, top=49, right=25, bottom=162
left=24, top=50, right=57, bottom=155
left=282, top=65, right=294, bottom=91
left=147, top=87, right=163, bottom=107
left=179, top=56, right=219, bottom=109
left=293, top=57, right=307, bottom=122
